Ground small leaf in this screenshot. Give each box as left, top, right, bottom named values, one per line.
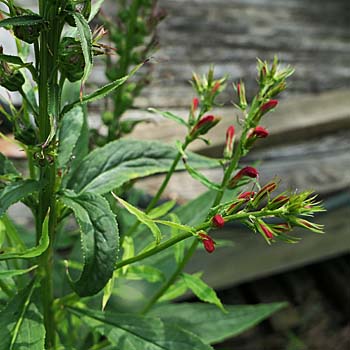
left=61, top=62, right=143, bottom=114
left=154, top=219, right=194, bottom=234
left=72, top=12, right=93, bottom=85
left=67, top=306, right=213, bottom=350
left=184, top=162, right=221, bottom=191
left=150, top=302, right=288, bottom=344
left=65, top=139, right=219, bottom=195
left=182, top=273, right=226, bottom=313
left=0, top=280, right=45, bottom=350
left=148, top=200, right=177, bottom=219
left=0, top=214, right=48, bottom=260
left=61, top=191, right=119, bottom=296
left=148, top=108, right=188, bottom=127
left=57, top=105, right=85, bottom=169
left=0, top=180, right=40, bottom=218
left=0, top=15, right=44, bottom=28
left=0, top=265, right=37, bottom=279
left=113, top=195, right=161, bottom=244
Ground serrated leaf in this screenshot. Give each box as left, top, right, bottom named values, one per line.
left=72, top=12, right=93, bottom=84
left=148, top=200, right=177, bottom=219
left=67, top=306, right=213, bottom=350
left=0, top=214, right=48, bottom=260
left=0, top=265, right=37, bottom=279
left=150, top=302, right=288, bottom=344
left=184, top=162, right=221, bottom=190
left=0, top=280, right=45, bottom=350
left=0, top=15, right=44, bottom=28
left=61, top=62, right=143, bottom=114
left=114, top=195, right=161, bottom=244
left=148, top=108, right=188, bottom=127
left=0, top=180, right=40, bottom=218
left=125, top=265, right=165, bottom=283
left=58, top=105, right=85, bottom=169
left=65, top=139, right=219, bottom=195
left=61, top=191, right=119, bottom=296
left=182, top=273, right=226, bottom=313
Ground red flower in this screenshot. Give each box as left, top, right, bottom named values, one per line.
left=260, top=99, right=278, bottom=114
left=190, top=115, right=220, bottom=136
left=249, top=126, right=269, bottom=138
left=224, top=125, right=235, bottom=158
left=199, top=232, right=216, bottom=253
left=192, top=97, right=199, bottom=111
left=238, top=191, right=255, bottom=200
left=228, top=166, right=259, bottom=189
left=212, top=214, right=225, bottom=228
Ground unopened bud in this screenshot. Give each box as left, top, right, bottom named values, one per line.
left=256, top=220, right=274, bottom=240
left=190, top=115, right=220, bottom=137
left=291, top=218, right=324, bottom=234
left=198, top=232, right=215, bottom=253
left=268, top=194, right=289, bottom=210
left=236, top=81, right=247, bottom=109
left=252, top=181, right=278, bottom=207
left=228, top=166, right=259, bottom=189
left=212, top=81, right=221, bottom=94
left=212, top=214, right=225, bottom=228
left=224, top=125, right=235, bottom=159
left=245, top=126, right=269, bottom=149
left=260, top=99, right=278, bottom=115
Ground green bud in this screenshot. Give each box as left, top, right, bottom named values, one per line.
left=102, top=111, right=114, bottom=126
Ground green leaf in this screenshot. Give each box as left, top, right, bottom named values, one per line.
left=66, top=139, right=219, bottom=195
left=169, top=213, right=185, bottom=264
left=0, top=54, right=37, bottom=81
left=89, top=0, right=105, bottom=22
left=61, top=62, right=143, bottom=115
left=58, top=105, right=85, bottom=169
left=72, top=12, right=93, bottom=84
left=0, top=215, right=26, bottom=251
left=0, top=152, right=19, bottom=178
left=0, top=180, right=40, bottom=218
left=148, top=108, right=188, bottom=127
left=61, top=191, right=119, bottom=296
left=0, top=280, right=45, bottom=350
left=154, top=219, right=194, bottom=233
left=0, top=265, right=37, bottom=279
left=114, top=195, right=161, bottom=244
left=0, top=15, right=44, bottom=28
left=150, top=302, right=288, bottom=344
left=0, top=214, right=48, bottom=260
left=148, top=200, right=177, bottom=219
left=182, top=273, right=226, bottom=313
left=125, top=265, right=165, bottom=283
left=67, top=306, right=213, bottom=350
left=184, top=162, right=221, bottom=190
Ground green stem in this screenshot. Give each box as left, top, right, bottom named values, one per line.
left=141, top=237, right=198, bottom=314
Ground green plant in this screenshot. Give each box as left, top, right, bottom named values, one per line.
left=0, top=1, right=324, bottom=349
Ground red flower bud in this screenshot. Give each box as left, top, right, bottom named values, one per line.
left=212, top=81, right=221, bottom=94
left=268, top=194, right=289, bottom=210
left=271, top=223, right=292, bottom=234
left=198, top=232, right=216, bottom=253
left=252, top=181, right=278, bottom=207
left=250, top=126, right=269, bottom=138
left=257, top=221, right=274, bottom=239
left=228, top=166, right=259, bottom=189
left=260, top=99, right=278, bottom=114
left=238, top=191, right=255, bottom=200
left=224, top=125, right=235, bottom=158
left=212, top=214, right=225, bottom=228
left=192, top=97, right=199, bottom=111
left=190, top=115, right=220, bottom=137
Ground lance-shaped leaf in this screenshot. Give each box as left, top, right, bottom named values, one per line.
left=0, top=15, right=44, bottom=28
left=66, top=139, right=219, bottom=195
left=67, top=306, right=213, bottom=350
left=148, top=108, right=188, bottom=127
left=61, top=191, right=119, bottom=296
left=114, top=195, right=161, bottom=244
left=57, top=105, right=85, bottom=169
left=0, top=280, right=45, bottom=350
left=0, top=180, right=40, bottom=218
left=148, top=200, right=177, bottom=219
left=0, top=215, right=48, bottom=261
left=150, top=302, right=287, bottom=345
left=182, top=273, right=226, bottom=313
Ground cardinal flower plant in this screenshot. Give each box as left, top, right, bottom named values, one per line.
left=0, top=1, right=324, bottom=349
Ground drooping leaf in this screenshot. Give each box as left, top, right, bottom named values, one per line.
left=150, top=302, right=288, bottom=344
left=0, top=180, right=40, bottom=218
left=0, top=214, right=48, bottom=260
left=61, top=62, right=143, bottom=115
left=61, top=191, right=119, bottom=296
left=114, top=195, right=161, bottom=244
left=0, top=265, right=37, bottom=279
left=67, top=306, right=213, bottom=350
left=182, top=273, right=226, bottom=313
left=148, top=108, right=188, bottom=127
left=148, top=200, right=177, bottom=219
left=65, top=139, right=219, bottom=195
left=0, top=280, right=45, bottom=350
left=72, top=12, right=93, bottom=84
left=58, top=105, right=85, bottom=169
left=0, top=15, right=44, bottom=28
